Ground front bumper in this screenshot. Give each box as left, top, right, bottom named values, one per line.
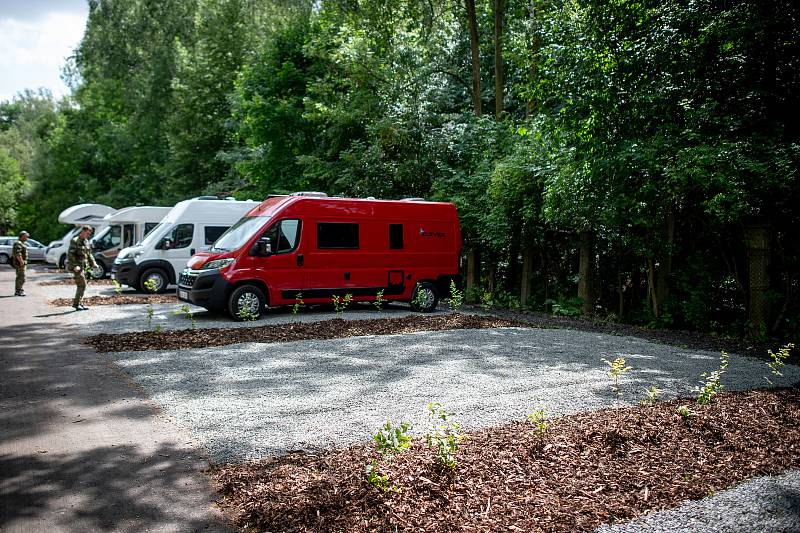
left=111, top=259, right=141, bottom=287
left=177, top=269, right=229, bottom=311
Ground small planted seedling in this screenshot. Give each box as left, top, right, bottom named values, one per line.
left=143, top=278, right=159, bottom=294
left=292, top=292, right=304, bottom=317
left=364, top=460, right=398, bottom=492
left=677, top=404, right=697, bottom=419
left=766, top=343, right=794, bottom=386
left=695, top=351, right=729, bottom=405
left=113, top=279, right=122, bottom=295
left=146, top=305, right=154, bottom=329
left=332, top=293, right=352, bottom=314
left=641, top=385, right=662, bottom=406
left=174, top=304, right=196, bottom=329
left=411, top=284, right=428, bottom=311
left=374, top=420, right=413, bottom=457
left=237, top=307, right=258, bottom=321
left=373, top=289, right=386, bottom=311
left=446, top=279, right=463, bottom=311
left=480, top=290, right=493, bottom=311
left=602, top=357, right=632, bottom=398
left=527, top=409, right=548, bottom=438
left=424, top=402, right=463, bottom=468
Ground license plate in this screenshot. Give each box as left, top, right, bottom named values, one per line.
left=178, top=290, right=188, bottom=299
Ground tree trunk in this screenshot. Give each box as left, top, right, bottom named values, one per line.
left=464, top=0, right=481, bottom=116
left=578, top=230, right=594, bottom=315
left=466, top=246, right=481, bottom=302
left=745, top=224, right=771, bottom=337
left=494, top=0, right=503, bottom=118
left=655, top=210, right=674, bottom=312
left=647, top=256, right=659, bottom=319
left=521, top=248, right=534, bottom=309
left=526, top=0, right=539, bottom=117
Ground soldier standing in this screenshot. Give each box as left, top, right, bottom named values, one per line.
left=12, top=230, right=29, bottom=296
left=68, top=225, right=97, bottom=310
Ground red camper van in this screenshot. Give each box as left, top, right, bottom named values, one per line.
left=177, top=193, right=462, bottom=319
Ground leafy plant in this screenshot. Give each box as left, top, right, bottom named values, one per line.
left=364, top=460, right=398, bottom=492
left=766, top=343, right=794, bottom=385
left=374, top=420, right=413, bottom=457
left=146, top=305, right=154, bottom=329
left=479, top=290, right=494, bottom=310
left=237, top=307, right=258, bottom=321
left=445, top=279, right=463, bottom=311
left=695, top=351, right=729, bottom=405
left=424, top=402, right=463, bottom=468
left=677, top=405, right=697, bottom=419
left=527, top=409, right=548, bottom=438
left=641, top=385, right=662, bottom=406
left=411, top=284, right=429, bottom=310
left=143, top=278, right=159, bottom=294
left=373, top=289, right=386, bottom=311
left=545, top=297, right=583, bottom=317
left=332, top=293, right=352, bottom=314
left=602, top=357, right=632, bottom=398
left=174, top=304, right=196, bottom=329
left=292, top=292, right=304, bottom=317
left=113, top=279, right=122, bottom=295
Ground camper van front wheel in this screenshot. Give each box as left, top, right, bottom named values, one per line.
left=91, top=262, right=107, bottom=279
left=411, top=282, right=439, bottom=313
left=229, top=285, right=265, bottom=321
left=140, top=268, right=168, bottom=294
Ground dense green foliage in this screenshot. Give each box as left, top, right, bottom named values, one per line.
left=2, top=0, right=798, bottom=339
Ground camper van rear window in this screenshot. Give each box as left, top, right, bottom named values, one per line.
left=204, top=226, right=229, bottom=245
left=317, top=223, right=359, bottom=249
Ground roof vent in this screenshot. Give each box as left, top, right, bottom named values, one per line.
left=291, top=191, right=328, bottom=198
left=401, top=197, right=425, bottom=201
left=195, top=195, right=220, bottom=200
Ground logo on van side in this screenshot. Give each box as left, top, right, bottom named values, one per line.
left=419, top=228, right=446, bottom=238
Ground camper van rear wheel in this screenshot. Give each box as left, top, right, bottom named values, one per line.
left=58, top=254, right=67, bottom=269
left=229, top=285, right=265, bottom=321
left=411, top=281, right=438, bottom=313
left=140, top=268, right=168, bottom=294
left=91, top=261, right=107, bottom=279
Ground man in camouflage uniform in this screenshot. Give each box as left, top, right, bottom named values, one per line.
left=68, top=226, right=97, bottom=310
left=12, top=231, right=29, bottom=296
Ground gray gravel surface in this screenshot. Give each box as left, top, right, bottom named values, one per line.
left=596, top=469, right=800, bottom=532
left=98, top=326, right=800, bottom=463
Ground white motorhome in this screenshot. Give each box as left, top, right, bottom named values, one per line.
left=90, top=206, right=171, bottom=278
left=112, top=197, right=259, bottom=292
left=45, top=204, right=116, bottom=268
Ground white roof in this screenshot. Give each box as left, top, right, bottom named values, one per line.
left=105, top=206, right=171, bottom=224
left=162, top=198, right=260, bottom=225
left=58, top=203, right=116, bottom=225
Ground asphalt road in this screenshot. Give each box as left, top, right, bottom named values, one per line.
left=0, top=265, right=230, bottom=533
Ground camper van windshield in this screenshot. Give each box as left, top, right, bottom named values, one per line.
left=212, top=216, right=270, bottom=252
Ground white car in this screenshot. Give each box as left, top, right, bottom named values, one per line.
left=0, top=236, right=47, bottom=264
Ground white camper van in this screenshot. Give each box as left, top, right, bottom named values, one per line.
left=112, top=197, right=259, bottom=292
left=91, top=206, right=171, bottom=278
left=45, top=204, right=116, bottom=268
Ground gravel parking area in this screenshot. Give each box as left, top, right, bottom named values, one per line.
left=597, top=469, right=800, bottom=533
left=101, top=325, right=800, bottom=463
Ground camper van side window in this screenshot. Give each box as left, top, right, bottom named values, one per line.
left=317, top=223, right=359, bottom=249
left=170, top=224, right=194, bottom=249
left=262, top=219, right=301, bottom=254
left=389, top=224, right=403, bottom=249
left=204, top=226, right=229, bottom=245
left=144, top=222, right=159, bottom=236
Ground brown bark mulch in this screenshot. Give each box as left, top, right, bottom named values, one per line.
left=40, top=278, right=116, bottom=286
left=50, top=294, right=177, bottom=307
left=85, top=314, right=528, bottom=353
left=209, top=388, right=800, bottom=532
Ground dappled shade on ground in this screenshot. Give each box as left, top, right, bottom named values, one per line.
left=40, top=278, right=116, bottom=286
left=84, top=314, right=528, bottom=353
left=209, top=388, right=800, bottom=532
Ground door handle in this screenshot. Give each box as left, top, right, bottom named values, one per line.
left=297, top=254, right=304, bottom=267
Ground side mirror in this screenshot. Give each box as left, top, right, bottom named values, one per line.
left=257, top=238, right=272, bottom=256
left=161, top=237, right=174, bottom=250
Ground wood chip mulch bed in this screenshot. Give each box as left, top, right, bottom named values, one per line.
left=85, top=314, right=528, bottom=353
left=209, top=388, right=800, bottom=532
left=50, top=294, right=177, bottom=307
left=40, top=278, right=116, bottom=286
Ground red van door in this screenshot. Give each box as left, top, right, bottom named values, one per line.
left=236, top=218, right=304, bottom=304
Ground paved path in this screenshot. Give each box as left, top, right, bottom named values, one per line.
left=0, top=266, right=229, bottom=532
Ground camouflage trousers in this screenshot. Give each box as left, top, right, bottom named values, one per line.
left=73, top=271, right=87, bottom=306
left=15, top=265, right=26, bottom=293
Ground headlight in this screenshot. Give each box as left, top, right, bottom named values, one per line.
left=202, top=258, right=234, bottom=270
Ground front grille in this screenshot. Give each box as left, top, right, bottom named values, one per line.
left=178, top=271, right=198, bottom=288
